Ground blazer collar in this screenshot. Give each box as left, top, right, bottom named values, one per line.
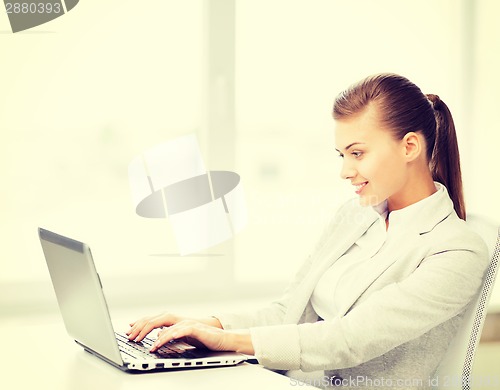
left=386, top=182, right=455, bottom=235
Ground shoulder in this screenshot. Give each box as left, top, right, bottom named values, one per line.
left=430, top=213, right=488, bottom=255
left=422, top=212, right=490, bottom=276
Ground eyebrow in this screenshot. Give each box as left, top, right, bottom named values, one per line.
left=335, top=142, right=365, bottom=153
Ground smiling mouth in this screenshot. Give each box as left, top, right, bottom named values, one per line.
left=354, top=182, right=368, bottom=194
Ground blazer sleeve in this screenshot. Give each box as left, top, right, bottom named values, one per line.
left=248, top=228, right=489, bottom=372
left=214, top=200, right=354, bottom=330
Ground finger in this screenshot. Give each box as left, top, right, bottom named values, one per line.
left=127, top=315, right=159, bottom=341
left=133, top=321, right=157, bottom=342
left=126, top=321, right=138, bottom=335
left=127, top=317, right=157, bottom=341
left=127, top=324, right=145, bottom=339
left=150, top=330, right=180, bottom=352
left=151, top=324, right=195, bottom=352
left=134, top=314, right=174, bottom=342
left=156, top=327, right=165, bottom=338
left=128, top=316, right=149, bottom=329
left=125, top=319, right=143, bottom=339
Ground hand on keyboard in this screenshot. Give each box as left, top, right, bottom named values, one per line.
left=116, top=333, right=207, bottom=359
left=126, top=312, right=222, bottom=344
left=150, top=319, right=255, bottom=356
left=127, top=313, right=254, bottom=355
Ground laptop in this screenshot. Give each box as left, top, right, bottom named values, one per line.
left=38, top=227, right=248, bottom=372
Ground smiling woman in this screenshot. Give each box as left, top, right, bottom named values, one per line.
left=127, top=73, right=490, bottom=389
left=1, top=5, right=498, bottom=383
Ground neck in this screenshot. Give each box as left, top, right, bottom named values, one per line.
left=387, top=173, right=436, bottom=213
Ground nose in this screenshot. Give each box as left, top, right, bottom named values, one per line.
left=340, top=158, right=356, bottom=180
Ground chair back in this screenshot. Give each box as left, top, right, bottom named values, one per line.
left=433, top=215, right=500, bottom=390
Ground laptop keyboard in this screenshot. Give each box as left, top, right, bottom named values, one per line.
left=115, top=332, right=206, bottom=359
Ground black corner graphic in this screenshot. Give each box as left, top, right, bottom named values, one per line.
left=64, top=0, right=77, bottom=12
left=4, top=0, right=79, bottom=33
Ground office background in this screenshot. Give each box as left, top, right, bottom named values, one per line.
left=1, top=0, right=499, bottom=347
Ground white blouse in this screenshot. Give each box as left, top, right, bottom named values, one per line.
left=310, top=183, right=444, bottom=320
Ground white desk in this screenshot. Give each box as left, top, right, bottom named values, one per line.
left=1, top=315, right=309, bottom=390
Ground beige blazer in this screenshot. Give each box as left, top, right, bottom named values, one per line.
left=217, top=185, right=489, bottom=388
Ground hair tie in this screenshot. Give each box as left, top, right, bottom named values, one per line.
left=427, top=94, right=442, bottom=110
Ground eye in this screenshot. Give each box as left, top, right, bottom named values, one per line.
left=337, top=153, right=344, bottom=159
left=351, top=151, right=363, bottom=158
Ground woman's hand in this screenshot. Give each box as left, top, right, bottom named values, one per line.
left=126, top=312, right=223, bottom=342
left=151, top=320, right=255, bottom=355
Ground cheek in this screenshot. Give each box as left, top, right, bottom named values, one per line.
left=384, top=158, right=406, bottom=177
left=363, top=153, right=406, bottom=185
left=359, top=155, right=405, bottom=206
left=379, top=155, right=408, bottom=192
left=359, top=154, right=390, bottom=179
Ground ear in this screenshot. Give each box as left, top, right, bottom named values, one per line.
left=402, top=132, right=422, bottom=162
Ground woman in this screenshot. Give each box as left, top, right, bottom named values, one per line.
left=127, top=73, right=488, bottom=388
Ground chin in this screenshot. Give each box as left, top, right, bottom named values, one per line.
left=359, top=193, right=384, bottom=207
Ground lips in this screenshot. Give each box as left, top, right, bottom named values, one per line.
left=353, top=182, right=368, bottom=194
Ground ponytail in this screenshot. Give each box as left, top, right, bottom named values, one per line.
left=426, top=94, right=466, bottom=220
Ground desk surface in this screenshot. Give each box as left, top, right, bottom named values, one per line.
left=1, top=315, right=309, bottom=390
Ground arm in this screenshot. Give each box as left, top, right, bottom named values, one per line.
left=147, top=239, right=487, bottom=361
left=129, top=200, right=365, bottom=353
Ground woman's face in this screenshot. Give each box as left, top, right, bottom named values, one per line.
left=334, top=104, right=409, bottom=207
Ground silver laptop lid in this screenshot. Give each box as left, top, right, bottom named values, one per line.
left=39, top=228, right=123, bottom=366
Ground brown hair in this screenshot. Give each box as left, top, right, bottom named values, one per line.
left=333, top=73, right=465, bottom=220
